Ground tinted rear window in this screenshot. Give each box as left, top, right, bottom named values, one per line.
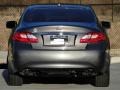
left=23, top=7, right=96, bottom=23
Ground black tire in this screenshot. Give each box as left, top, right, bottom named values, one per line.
left=91, top=70, right=110, bottom=87
left=8, top=73, right=23, bottom=86
left=7, top=62, right=23, bottom=86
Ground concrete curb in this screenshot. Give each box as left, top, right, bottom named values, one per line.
left=0, top=51, right=7, bottom=64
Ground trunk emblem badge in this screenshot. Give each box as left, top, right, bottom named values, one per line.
left=33, top=28, right=38, bottom=33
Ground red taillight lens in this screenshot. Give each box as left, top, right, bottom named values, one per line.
left=80, top=32, right=106, bottom=43
left=12, top=32, right=38, bottom=43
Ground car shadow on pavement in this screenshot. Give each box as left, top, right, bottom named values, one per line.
left=23, top=76, right=90, bottom=85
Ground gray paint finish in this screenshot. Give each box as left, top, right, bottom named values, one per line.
left=0, top=57, right=119, bottom=90
left=31, top=26, right=89, bottom=50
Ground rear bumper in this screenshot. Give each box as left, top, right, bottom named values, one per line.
left=12, top=50, right=108, bottom=73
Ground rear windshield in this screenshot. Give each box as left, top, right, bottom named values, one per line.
left=23, top=8, right=96, bottom=23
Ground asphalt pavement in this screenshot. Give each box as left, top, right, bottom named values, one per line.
left=0, top=57, right=120, bottom=90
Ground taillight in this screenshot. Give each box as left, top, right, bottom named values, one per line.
left=12, top=32, right=38, bottom=43
left=80, top=32, right=106, bottom=43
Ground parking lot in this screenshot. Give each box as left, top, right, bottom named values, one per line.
left=0, top=51, right=120, bottom=90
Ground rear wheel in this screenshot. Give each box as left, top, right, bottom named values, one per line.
left=8, top=62, right=23, bottom=86
left=8, top=73, right=23, bottom=86
left=91, top=70, right=110, bottom=87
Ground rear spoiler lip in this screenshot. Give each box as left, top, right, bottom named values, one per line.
left=16, top=22, right=99, bottom=32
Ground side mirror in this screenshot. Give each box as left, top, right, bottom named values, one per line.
left=101, top=21, right=111, bottom=29
left=6, top=21, right=17, bottom=29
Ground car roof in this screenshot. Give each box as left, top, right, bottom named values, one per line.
left=26, top=4, right=92, bottom=11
